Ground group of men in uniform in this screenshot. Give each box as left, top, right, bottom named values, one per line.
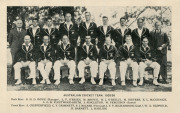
left=8, top=11, right=170, bottom=86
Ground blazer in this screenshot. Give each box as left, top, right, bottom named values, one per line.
left=112, top=27, right=131, bottom=48
left=119, top=44, right=139, bottom=62
left=138, top=46, right=157, bottom=62
left=36, top=44, right=55, bottom=62
left=79, top=22, right=98, bottom=45
left=27, top=27, right=43, bottom=47
left=42, top=27, right=59, bottom=46
left=55, top=44, right=75, bottom=60
left=97, top=25, right=114, bottom=48
left=15, top=43, right=35, bottom=63
left=131, top=27, right=150, bottom=47
left=99, top=45, right=118, bottom=61
left=59, top=22, right=79, bottom=47
left=77, top=43, right=98, bottom=62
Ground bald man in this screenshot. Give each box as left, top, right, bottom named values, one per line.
left=13, top=35, right=36, bottom=85
left=8, top=19, right=27, bottom=64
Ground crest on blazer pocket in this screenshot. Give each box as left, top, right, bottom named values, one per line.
left=29, top=53, right=32, bottom=56
left=110, top=53, right=113, bottom=57
left=48, top=52, right=51, bottom=56
left=130, top=52, right=134, bottom=57
left=52, top=35, right=55, bottom=39
left=67, top=51, right=70, bottom=55
left=71, top=31, right=74, bottom=34
left=90, top=52, right=93, bottom=56
left=148, top=53, right=151, bottom=57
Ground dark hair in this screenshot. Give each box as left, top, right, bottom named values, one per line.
left=124, top=35, right=132, bottom=39
left=32, top=17, right=39, bottom=21
left=46, top=17, right=52, bottom=21
left=120, top=17, right=126, bottom=21
left=141, top=37, right=149, bottom=41
left=85, top=12, right=91, bottom=16
left=137, top=18, right=144, bottom=23
left=102, top=16, right=108, bottom=19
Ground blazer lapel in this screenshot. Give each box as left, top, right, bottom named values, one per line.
left=106, top=26, right=111, bottom=34
left=82, top=22, right=87, bottom=30
left=88, top=22, right=93, bottom=29
left=35, top=28, right=40, bottom=36
left=135, top=28, right=141, bottom=38
left=117, top=28, right=122, bottom=36
left=100, top=26, right=105, bottom=35
left=141, top=28, right=146, bottom=37
left=69, top=24, right=73, bottom=30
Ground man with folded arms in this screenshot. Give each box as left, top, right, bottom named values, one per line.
left=99, top=36, right=117, bottom=86
left=77, top=35, right=98, bottom=84
left=119, top=35, right=139, bottom=86
left=13, top=35, right=36, bottom=85
left=36, top=35, right=55, bottom=84
left=138, top=37, right=160, bottom=86
left=53, top=35, right=76, bottom=85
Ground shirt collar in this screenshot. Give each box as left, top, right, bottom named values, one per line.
left=83, top=42, right=93, bottom=46
left=31, top=26, right=40, bottom=29
left=124, top=42, right=133, bottom=46
left=41, top=43, right=49, bottom=46
left=65, top=21, right=73, bottom=25
left=142, top=45, right=149, bottom=49
left=138, top=27, right=143, bottom=31
left=23, top=42, right=31, bottom=46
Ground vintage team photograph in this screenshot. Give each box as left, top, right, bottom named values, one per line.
left=7, top=6, right=172, bottom=91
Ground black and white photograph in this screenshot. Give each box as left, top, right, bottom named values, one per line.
left=7, top=6, right=172, bottom=91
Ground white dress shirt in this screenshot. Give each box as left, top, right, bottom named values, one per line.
left=85, top=22, right=90, bottom=29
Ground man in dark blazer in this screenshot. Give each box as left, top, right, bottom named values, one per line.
left=138, top=37, right=160, bottom=86
left=36, top=35, right=55, bottom=84
left=150, top=21, right=169, bottom=84
left=77, top=36, right=98, bottom=84
left=131, top=18, right=150, bottom=47
left=53, top=35, right=76, bottom=85
left=99, top=36, right=118, bottom=86
left=97, top=16, right=114, bottom=48
left=42, top=17, right=59, bottom=47
left=27, top=18, right=43, bottom=48
left=112, top=17, right=131, bottom=48
left=119, top=35, right=139, bottom=86
left=8, top=19, right=27, bottom=64
left=13, top=35, right=36, bottom=85
left=59, top=13, right=79, bottom=47
left=79, top=12, right=98, bottom=46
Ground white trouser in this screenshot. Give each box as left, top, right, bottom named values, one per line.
left=120, top=60, right=139, bottom=81
left=139, top=62, right=160, bottom=78
left=99, top=61, right=116, bottom=79
left=14, top=61, right=36, bottom=80
left=53, top=60, right=76, bottom=80
left=78, top=61, right=98, bottom=78
left=37, top=60, right=52, bottom=79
